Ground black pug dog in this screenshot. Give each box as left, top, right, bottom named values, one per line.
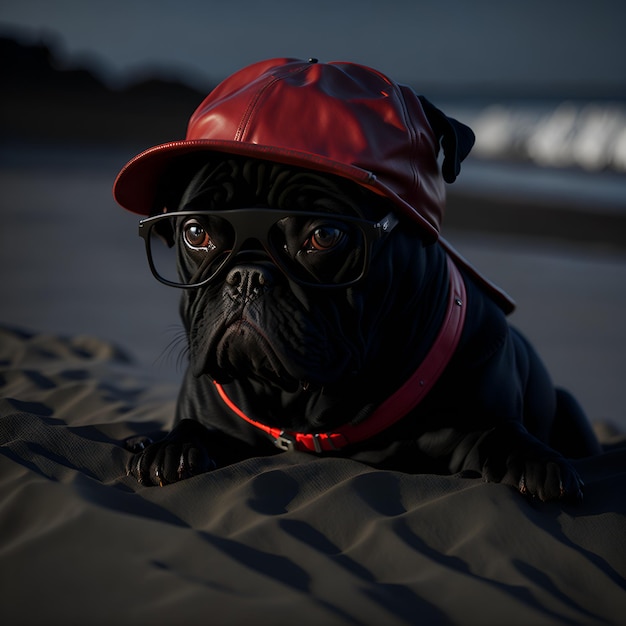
left=115, top=58, right=601, bottom=501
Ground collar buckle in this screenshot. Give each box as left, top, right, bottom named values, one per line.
left=274, top=431, right=296, bottom=451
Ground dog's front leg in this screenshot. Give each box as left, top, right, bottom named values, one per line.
left=125, top=419, right=230, bottom=486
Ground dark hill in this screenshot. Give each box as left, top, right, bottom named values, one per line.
left=1, top=36, right=209, bottom=145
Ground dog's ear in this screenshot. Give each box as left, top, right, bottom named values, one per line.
left=418, top=96, right=475, bottom=183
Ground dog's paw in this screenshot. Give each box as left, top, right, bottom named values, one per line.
left=126, top=420, right=217, bottom=486
left=479, top=424, right=584, bottom=503
left=484, top=453, right=584, bottom=503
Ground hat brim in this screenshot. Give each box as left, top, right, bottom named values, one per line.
left=112, top=138, right=440, bottom=239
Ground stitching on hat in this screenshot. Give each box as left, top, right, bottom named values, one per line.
left=235, top=75, right=280, bottom=142
left=235, top=63, right=310, bottom=143
left=395, top=84, right=419, bottom=194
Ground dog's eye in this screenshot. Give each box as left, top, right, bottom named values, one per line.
left=307, top=226, right=345, bottom=251
left=182, top=219, right=213, bottom=250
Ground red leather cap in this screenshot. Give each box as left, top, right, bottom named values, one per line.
left=113, top=57, right=472, bottom=239
left=112, top=58, right=514, bottom=310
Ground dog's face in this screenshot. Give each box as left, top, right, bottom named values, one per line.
left=155, top=157, right=448, bottom=430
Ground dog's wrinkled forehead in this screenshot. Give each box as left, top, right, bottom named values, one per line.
left=161, top=155, right=393, bottom=221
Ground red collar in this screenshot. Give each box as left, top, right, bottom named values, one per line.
left=213, top=256, right=466, bottom=453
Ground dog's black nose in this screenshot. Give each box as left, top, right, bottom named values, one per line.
left=226, top=263, right=276, bottom=300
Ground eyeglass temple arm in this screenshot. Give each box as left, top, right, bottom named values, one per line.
left=375, top=212, right=400, bottom=238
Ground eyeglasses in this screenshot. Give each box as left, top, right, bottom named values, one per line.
left=138, top=208, right=399, bottom=288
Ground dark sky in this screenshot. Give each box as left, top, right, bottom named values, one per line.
left=1, top=0, right=625, bottom=95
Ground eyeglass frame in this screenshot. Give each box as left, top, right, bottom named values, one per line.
left=138, top=207, right=400, bottom=289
